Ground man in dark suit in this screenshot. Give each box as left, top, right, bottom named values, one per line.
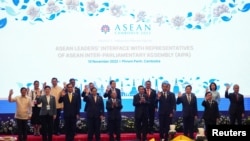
left=106, top=91, right=123, bottom=141
left=69, top=78, right=82, bottom=110
left=202, top=91, right=220, bottom=129
left=157, top=83, right=176, bottom=141
left=225, top=84, right=245, bottom=125
left=59, top=83, right=80, bottom=141
left=133, top=85, right=149, bottom=141
left=81, top=82, right=96, bottom=112
left=177, top=85, right=197, bottom=139
left=84, top=87, right=104, bottom=141
left=144, top=80, right=157, bottom=134
left=36, top=86, right=57, bottom=141
left=104, top=80, right=121, bottom=100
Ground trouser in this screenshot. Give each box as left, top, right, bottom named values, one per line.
left=41, top=115, right=54, bottom=141
left=64, top=116, right=77, bottom=141
left=159, top=115, right=172, bottom=139
left=183, top=116, right=195, bottom=139
left=53, top=109, right=61, bottom=134
left=135, top=116, right=148, bottom=140
left=108, top=119, right=121, bottom=141
left=230, top=113, right=242, bottom=125
left=87, top=117, right=101, bottom=141
left=148, top=107, right=155, bottom=132
left=16, top=119, right=28, bottom=141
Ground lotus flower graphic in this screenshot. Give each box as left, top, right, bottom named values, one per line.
left=101, top=25, right=110, bottom=34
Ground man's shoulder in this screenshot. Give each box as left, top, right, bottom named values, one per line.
left=168, top=91, right=175, bottom=95
left=133, top=94, right=139, bottom=97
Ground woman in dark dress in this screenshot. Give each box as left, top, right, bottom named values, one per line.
left=29, top=80, right=43, bottom=136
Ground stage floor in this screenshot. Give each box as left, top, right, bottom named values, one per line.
left=0, top=133, right=190, bottom=141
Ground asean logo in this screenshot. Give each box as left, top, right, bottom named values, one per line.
left=101, top=25, right=110, bottom=34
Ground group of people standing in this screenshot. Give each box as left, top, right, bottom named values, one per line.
left=8, top=78, right=245, bottom=141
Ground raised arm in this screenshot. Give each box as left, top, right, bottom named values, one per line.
left=176, top=92, right=182, bottom=104
left=133, top=95, right=141, bottom=106
left=8, top=89, right=15, bottom=102
left=58, top=90, right=65, bottom=103
left=225, top=85, right=230, bottom=98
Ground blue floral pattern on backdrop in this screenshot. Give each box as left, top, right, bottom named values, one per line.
left=0, top=0, right=250, bottom=29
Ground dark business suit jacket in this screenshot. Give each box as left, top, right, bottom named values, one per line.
left=59, top=93, right=80, bottom=118
left=106, top=99, right=123, bottom=120
left=84, top=95, right=104, bottom=118
left=82, top=91, right=99, bottom=112
left=37, top=95, right=57, bottom=116
left=145, top=88, right=157, bottom=109
left=74, top=87, right=82, bottom=109
left=202, top=100, right=220, bottom=121
left=133, top=93, right=149, bottom=119
left=176, top=93, right=198, bottom=117
left=225, top=91, right=245, bottom=115
left=65, top=87, right=82, bottom=110
left=157, top=91, right=176, bottom=116
left=103, top=88, right=121, bottom=100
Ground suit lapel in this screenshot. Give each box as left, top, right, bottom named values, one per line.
left=186, top=94, right=192, bottom=104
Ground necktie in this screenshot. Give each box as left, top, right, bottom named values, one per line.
left=164, top=92, right=167, bottom=98
left=188, top=94, right=191, bottom=103
left=147, top=89, right=150, bottom=96
left=94, top=96, right=97, bottom=102
left=69, top=93, right=72, bottom=103
left=236, top=94, right=238, bottom=101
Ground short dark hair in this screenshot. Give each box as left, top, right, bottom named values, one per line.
left=209, top=82, right=217, bottom=91
left=185, top=85, right=192, bottom=90
left=138, top=85, right=144, bottom=90
left=162, top=82, right=170, bottom=87
left=145, top=80, right=151, bottom=84
left=44, top=85, right=51, bottom=89
left=20, top=87, right=27, bottom=92
left=205, top=91, right=212, bottom=96
left=66, top=83, right=73, bottom=88
left=91, top=87, right=97, bottom=92
left=109, top=80, right=115, bottom=85
left=69, top=78, right=75, bottom=82
left=33, top=80, right=39, bottom=85
left=51, top=77, right=58, bottom=81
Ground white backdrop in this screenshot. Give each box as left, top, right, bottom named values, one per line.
left=1, top=0, right=250, bottom=99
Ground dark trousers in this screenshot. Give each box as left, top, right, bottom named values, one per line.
left=204, top=120, right=216, bottom=136
left=108, top=119, right=121, bottom=141
left=204, top=119, right=216, bottom=129
left=16, top=119, right=28, bottom=141
left=64, top=117, right=76, bottom=141
left=148, top=107, right=155, bottom=132
left=183, top=116, right=195, bottom=139
left=87, top=117, right=101, bottom=141
left=135, top=116, right=148, bottom=140
left=159, top=115, right=172, bottom=139
left=53, top=109, right=61, bottom=134
left=40, top=115, right=54, bottom=141
left=230, top=113, right=242, bottom=125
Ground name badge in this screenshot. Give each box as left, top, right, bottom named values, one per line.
left=46, top=105, right=50, bottom=110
